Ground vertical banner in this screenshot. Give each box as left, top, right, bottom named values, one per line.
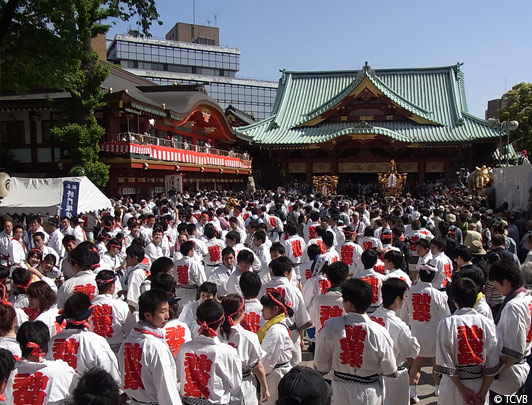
left=60, top=181, right=80, bottom=218
left=165, top=174, right=183, bottom=194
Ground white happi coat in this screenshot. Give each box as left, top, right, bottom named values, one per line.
left=8, top=238, right=26, bottom=266
left=474, top=294, right=493, bottom=321
left=91, top=293, right=136, bottom=351
left=254, top=243, right=271, bottom=274
left=259, top=276, right=311, bottom=331
left=282, top=235, right=307, bottom=267
left=176, top=334, right=242, bottom=404
left=435, top=308, right=499, bottom=405
left=404, top=281, right=450, bottom=357
left=431, top=251, right=453, bottom=289
left=14, top=308, right=28, bottom=331
left=178, top=299, right=201, bottom=334
left=491, top=290, right=532, bottom=395
left=99, top=252, right=122, bottom=272
left=47, top=328, right=120, bottom=385
left=56, top=270, right=98, bottom=309
left=226, top=269, right=246, bottom=296
left=371, top=306, right=420, bottom=405
left=242, top=299, right=263, bottom=333
left=204, top=238, right=225, bottom=278
left=119, top=321, right=182, bottom=404
left=387, top=268, right=412, bottom=287
left=260, top=320, right=294, bottom=405
left=208, top=263, right=234, bottom=297
left=0, top=230, right=12, bottom=266
left=259, top=276, right=311, bottom=365
left=314, top=312, right=397, bottom=405
left=1, top=359, right=78, bottom=405
left=339, top=241, right=364, bottom=276
left=310, top=289, right=346, bottom=334
left=173, top=256, right=206, bottom=306
left=220, top=324, right=266, bottom=405
left=145, top=242, right=165, bottom=264
left=302, top=273, right=331, bottom=310
left=0, top=336, right=21, bottom=359
left=126, top=267, right=150, bottom=310
left=303, top=221, right=320, bottom=243
left=353, top=268, right=387, bottom=312
left=163, top=318, right=192, bottom=358
left=298, top=259, right=314, bottom=286
left=35, top=305, right=64, bottom=339
left=313, top=248, right=340, bottom=277
left=47, top=228, right=65, bottom=258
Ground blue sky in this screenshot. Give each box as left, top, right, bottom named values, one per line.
left=108, top=0, right=532, bottom=118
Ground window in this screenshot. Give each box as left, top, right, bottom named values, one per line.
left=0, top=121, right=24, bottom=143
left=42, top=120, right=53, bottom=142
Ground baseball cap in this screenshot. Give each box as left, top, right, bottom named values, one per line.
left=277, top=366, right=332, bottom=405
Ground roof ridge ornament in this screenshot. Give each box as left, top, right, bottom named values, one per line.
left=356, top=61, right=376, bottom=81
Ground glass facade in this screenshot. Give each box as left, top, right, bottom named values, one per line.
left=145, top=76, right=277, bottom=120
left=109, top=40, right=239, bottom=73
left=107, top=36, right=278, bottom=120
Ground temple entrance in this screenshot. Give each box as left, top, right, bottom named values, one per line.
left=337, top=173, right=379, bottom=196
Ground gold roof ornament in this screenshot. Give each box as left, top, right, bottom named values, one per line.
left=378, top=159, right=407, bottom=196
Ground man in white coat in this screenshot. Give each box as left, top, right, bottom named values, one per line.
left=314, top=278, right=397, bottom=405
left=119, top=289, right=182, bottom=404
left=434, top=277, right=498, bottom=405
left=371, top=278, right=420, bottom=405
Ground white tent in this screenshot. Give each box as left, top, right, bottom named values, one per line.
left=0, top=176, right=112, bottom=216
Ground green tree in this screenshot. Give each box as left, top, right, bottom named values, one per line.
left=0, top=0, right=160, bottom=187
left=499, top=82, right=532, bottom=153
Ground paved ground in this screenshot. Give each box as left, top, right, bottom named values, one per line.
left=300, top=350, right=438, bottom=404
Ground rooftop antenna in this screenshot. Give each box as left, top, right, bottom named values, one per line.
left=213, top=13, right=218, bottom=27
left=192, top=0, right=196, bottom=25
left=207, top=19, right=211, bottom=26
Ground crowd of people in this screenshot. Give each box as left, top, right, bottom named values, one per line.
left=0, top=188, right=530, bottom=405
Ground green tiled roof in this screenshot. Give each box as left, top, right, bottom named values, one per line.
left=236, top=63, right=500, bottom=145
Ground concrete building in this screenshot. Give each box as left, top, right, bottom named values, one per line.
left=107, top=23, right=278, bottom=120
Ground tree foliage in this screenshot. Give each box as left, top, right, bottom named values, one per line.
left=499, top=82, right=532, bottom=153
left=53, top=117, right=109, bottom=188
left=0, top=0, right=160, bottom=187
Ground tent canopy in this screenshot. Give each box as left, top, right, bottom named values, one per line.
left=0, top=176, right=112, bottom=216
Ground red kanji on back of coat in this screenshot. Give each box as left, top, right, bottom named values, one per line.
left=319, top=305, right=343, bottom=332
left=52, top=337, right=79, bottom=369
left=12, top=371, right=49, bottom=405
left=318, top=279, right=331, bottom=295
left=183, top=353, right=212, bottom=398
left=73, top=284, right=96, bottom=300
left=165, top=326, right=186, bottom=356
left=241, top=312, right=260, bottom=333
left=411, top=293, right=431, bottom=322
left=208, top=245, right=221, bottom=263
left=360, top=277, right=379, bottom=304
left=339, top=325, right=366, bottom=368
left=92, top=304, right=114, bottom=338
left=457, top=325, right=484, bottom=365
left=177, top=265, right=189, bottom=284
left=340, top=245, right=354, bottom=265
left=291, top=240, right=303, bottom=258
left=123, top=342, right=144, bottom=390
left=370, top=316, right=386, bottom=327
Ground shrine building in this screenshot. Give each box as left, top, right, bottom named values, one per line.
left=236, top=63, right=507, bottom=189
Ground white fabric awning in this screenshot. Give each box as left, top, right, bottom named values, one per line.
left=0, top=176, right=112, bottom=216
